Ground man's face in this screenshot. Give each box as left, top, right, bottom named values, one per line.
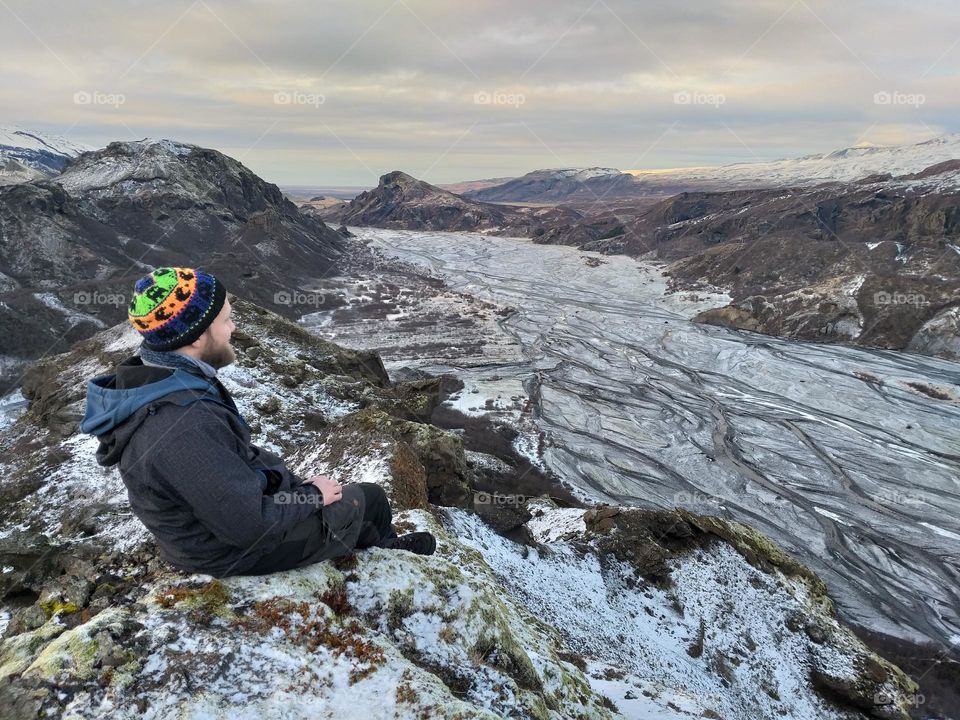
left=197, top=297, right=236, bottom=369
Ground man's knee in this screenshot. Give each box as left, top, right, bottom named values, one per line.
left=322, top=484, right=365, bottom=534
left=358, top=482, right=389, bottom=509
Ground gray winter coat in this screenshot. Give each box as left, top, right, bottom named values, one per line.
left=80, top=355, right=323, bottom=576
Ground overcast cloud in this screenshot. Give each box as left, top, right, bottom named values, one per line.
left=2, top=0, right=957, bottom=185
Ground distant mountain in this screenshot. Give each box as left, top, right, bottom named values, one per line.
left=0, top=126, right=91, bottom=183
left=437, top=175, right=516, bottom=196
left=624, top=134, right=960, bottom=194
left=0, top=138, right=345, bottom=391
left=315, top=170, right=581, bottom=234
left=464, top=167, right=641, bottom=203
left=462, top=135, right=960, bottom=204
left=280, top=184, right=372, bottom=202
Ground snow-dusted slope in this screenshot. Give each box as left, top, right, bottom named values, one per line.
left=464, top=167, right=635, bottom=202
left=627, top=134, right=960, bottom=190
left=0, top=297, right=920, bottom=719
left=0, top=126, right=92, bottom=179
left=544, top=167, right=623, bottom=181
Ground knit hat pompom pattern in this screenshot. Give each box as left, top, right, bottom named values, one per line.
left=128, top=267, right=226, bottom=351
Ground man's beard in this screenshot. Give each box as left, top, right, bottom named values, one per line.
left=200, top=339, right=236, bottom=369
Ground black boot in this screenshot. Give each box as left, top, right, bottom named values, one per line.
left=380, top=532, right=437, bottom=556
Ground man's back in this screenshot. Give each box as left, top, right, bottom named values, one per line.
left=82, top=354, right=323, bottom=576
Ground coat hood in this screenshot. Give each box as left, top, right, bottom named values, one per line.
left=80, top=356, right=216, bottom=466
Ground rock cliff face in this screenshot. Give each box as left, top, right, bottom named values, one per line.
left=0, top=139, right=345, bottom=392
left=0, top=297, right=920, bottom=719
left=617, top=167, right=960, bottom=357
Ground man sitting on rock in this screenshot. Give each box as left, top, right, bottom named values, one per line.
left=80, top=267, right=436, bottom=578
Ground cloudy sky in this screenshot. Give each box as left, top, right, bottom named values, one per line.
left=2, top=0, right=958, bottom=186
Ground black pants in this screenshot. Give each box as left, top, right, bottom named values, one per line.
left=241, top=482, right=398, bottom=575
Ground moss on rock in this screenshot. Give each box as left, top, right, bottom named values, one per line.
left=153, top=579, right=233, bottom=623
left=23, top=608, right=129, bottom=681
left=0, top=620, right=67, bottom=680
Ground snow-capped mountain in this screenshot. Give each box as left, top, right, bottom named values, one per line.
left=548, top=166, right=622, bottom=181
left=626, top=134, right=960, bottom=191
left=464, top=134, right=960, bottom=203
left=0, top=126, right=92, bottom=182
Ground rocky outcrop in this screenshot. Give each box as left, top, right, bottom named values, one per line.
left=0, top=139, right=347, bottom=392
left=905, top=305, right=960, bottom=357
left=0, top=159, right=45, bottom=186
left=316, top=170, right=581, bottom=235
left=0, top=297, right=921, bottom=719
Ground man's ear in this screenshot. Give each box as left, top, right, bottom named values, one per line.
left=187, top=330, right=209, bottom=351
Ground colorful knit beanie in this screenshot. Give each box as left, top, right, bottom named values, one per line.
left=127, top=267, right=226, bottom=351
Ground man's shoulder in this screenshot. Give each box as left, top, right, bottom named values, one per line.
left=140, top=388, right=245, bottom=441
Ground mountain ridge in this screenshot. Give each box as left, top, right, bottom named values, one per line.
left=0, top=137, right=345, bottom=392
left=460, top=134, right=960, bottom=203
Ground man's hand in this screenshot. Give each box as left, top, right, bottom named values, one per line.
left=307, top=474, right=343, bottom=505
